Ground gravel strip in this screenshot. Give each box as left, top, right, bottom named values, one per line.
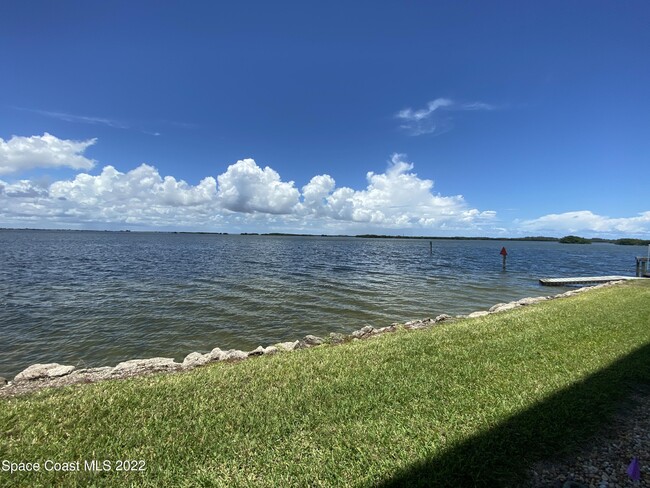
left=524, top=386, right=649, bottom=487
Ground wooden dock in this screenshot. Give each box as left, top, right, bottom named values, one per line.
left=539, top=276, right=645, bottom=286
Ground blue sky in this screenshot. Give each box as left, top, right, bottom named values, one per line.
left=1, top=1, right=649, bottom=236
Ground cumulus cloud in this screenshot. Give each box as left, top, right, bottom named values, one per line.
left=217, top=158, right=300, bottom=214
left=520, top=210, right=650, bottom=236
left=50, top=164, right=217, bottom=207
left=298, top=154, right=496, bottom=230
left=0, top=165, right=219, bottom=228
left=0, top=179, right=50, bottom=198
left=0, top=145, right=496, bottom=233
left=302, top=174, right=336, bottom=215
left=0, top=133, right=96, bottom=175
left=396, top=98, right=495, bottom=136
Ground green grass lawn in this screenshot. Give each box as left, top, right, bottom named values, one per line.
left=1, top=281, right=649, bottom=487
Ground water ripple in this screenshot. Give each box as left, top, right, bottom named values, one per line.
left=0, top=230, right=642, bottom=377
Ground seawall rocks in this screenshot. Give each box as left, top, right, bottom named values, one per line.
left=112, top=358, right=182, bottom=376
left=182, top=352, right=211, bottom=369
left=13, top=363, right=76, bottom=382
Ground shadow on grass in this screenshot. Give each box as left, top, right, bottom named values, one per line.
left=378, top=343, right=650, bottom=488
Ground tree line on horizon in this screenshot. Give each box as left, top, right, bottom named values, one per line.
left=2, top=228, right=649, bottom=246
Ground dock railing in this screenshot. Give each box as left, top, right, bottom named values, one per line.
left=636, top=257, right=649, bottom=278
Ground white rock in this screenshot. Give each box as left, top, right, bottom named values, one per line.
left=489, top=302, right=519, bottom=313
left=182, top=352, right=210, bottom=369
left=517, top=296, right=547, bottom=306
left=248, top=346, right=266, bottom=357
left=276, top=341, right=301, bottom=351
left=223, top=349, right=248, bottom=361
left=208, top=347, right=227, bottom=361
left=467, top=311, right=490, bottom=318
left=112, top=358, right=181, bottom=375
left=434, top=314, right=452, bottom=322
left=14, top=363, right=76, bottom=382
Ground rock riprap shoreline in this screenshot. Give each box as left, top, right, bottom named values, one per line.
left=0, top=281, right=623, bottom=398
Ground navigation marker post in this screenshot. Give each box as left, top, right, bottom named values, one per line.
left=500, top=247, right=508, bottom=271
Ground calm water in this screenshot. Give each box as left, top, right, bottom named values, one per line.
left=0, top=230, right=643, bottom=378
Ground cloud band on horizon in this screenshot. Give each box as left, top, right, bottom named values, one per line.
left=0, top=133, right=496, bottom=233
left=2, top=133, right=649, bottom=237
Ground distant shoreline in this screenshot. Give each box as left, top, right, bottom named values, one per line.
left=1, top=227, right=649, bottom=245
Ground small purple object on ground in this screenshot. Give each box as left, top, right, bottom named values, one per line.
left=627, top=457, right=640, bottom=481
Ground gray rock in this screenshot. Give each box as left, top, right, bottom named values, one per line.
left=328, top=333, right=346, bottom=344
left=489, top=302, right=519, bottom=313
left=352, top=325, right=376, bottom=339
left=276, top=340, right=301, bottom=351
left=556, top=290, right=580, bottom=298
left=71, top=366, right=113, bottom=376
left=376, top=325, right=398, bottom=334
left=182, top=352, right=210, bottom=369
left=0, top=376, right=7, bottom=386
left=404, top=319, right=418, bottom=326
left=517, top=296, right=547, bottom=306
left=112, top=358, right=181, bottom=376
left=248, top=346, right=266, bottom=357
left=208, top=347, right=227, bottom=361
left=223, top=349, right=248, bottom=361
left=468, top=310, right=490, bottom=318
left=404, top=319, right=433, bottom=329
left=248, top=345, right=280, bottom=357
left=14, top=363, right=76, bottom=382
left=303, top=335, right=325, bottom=346
left=69, top=367, right=114, bottom=382
left=434, top=314, right=452, bottom=322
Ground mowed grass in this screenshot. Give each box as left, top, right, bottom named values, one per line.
left=1, top=282, right=649, bottom=487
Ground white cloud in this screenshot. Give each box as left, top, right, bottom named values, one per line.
left=396, top=98, right=495, bottom=136
left=0, top=142, right=496, bottom=233
left=0, top=133, right=96, bottom=175
left=520, top=210, right=650, bottom=236
left=0, top=164, right=219, bottom=228
left=217, top=158, right=300, bottom=214
left=298, top=154, right=496, bottom=230
left=50, top=164, right=217, bottom=207
left=459, top=102, right=496, bottom=111
left=0, top=179, right=49, bottom=198
left=18, top=108, right=130, bottom=129
left=16, top=108, right=189, bottom=137
left=396, top=98, right=453, bottom=122
left=396, top=98, right=453, bottom=136
left=302, top=174, right=336, bottom=215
